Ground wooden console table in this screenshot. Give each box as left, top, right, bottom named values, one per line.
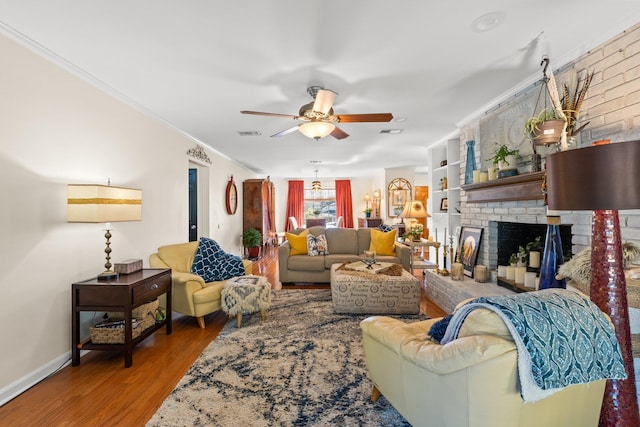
left=71, top=268, right=172, bottom=368
left=358, top=217, right=382, bottom=228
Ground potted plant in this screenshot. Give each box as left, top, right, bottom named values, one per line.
left=524, top=108, right=566, bottom=146
left=242, top=227, right=262, bottom=258
left=364, top=208, right=372, bottom=218
left=490, top=144, right=519, bottom=171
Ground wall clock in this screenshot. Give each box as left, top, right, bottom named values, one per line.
left=225, top=176, right=237, bottom=215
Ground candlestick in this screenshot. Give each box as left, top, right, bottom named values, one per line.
left=439, top=241, right=449, bottom=276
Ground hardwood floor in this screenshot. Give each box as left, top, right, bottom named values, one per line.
left=0, top=244, right=446, bottom=426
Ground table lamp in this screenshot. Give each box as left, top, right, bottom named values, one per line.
left=546, top=140, right=640, bottom=426
left=67, top=184, right=142, bottom=280
left=399, top=200, right=430, bottom=240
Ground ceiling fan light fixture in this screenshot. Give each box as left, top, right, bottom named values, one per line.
left=299, top=121, right=335, bottom=140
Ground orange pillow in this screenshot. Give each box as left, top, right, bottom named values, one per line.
left=369, top=228, right=397, bottom=256
left=286, top=229, right=309, bottom=255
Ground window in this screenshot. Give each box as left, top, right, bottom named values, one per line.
left=304, top=188, right=336, bottom=225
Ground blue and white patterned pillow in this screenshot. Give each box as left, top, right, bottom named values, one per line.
left=191, top=238, right=245, bottom=282
left=307, top=234, right=329, bottom=256
left=378, top=224, right=394, bottom=232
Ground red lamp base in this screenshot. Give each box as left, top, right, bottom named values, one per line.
left=591, top=210, right=639, bottom=426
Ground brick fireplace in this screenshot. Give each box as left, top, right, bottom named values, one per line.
left=494, top=221, right=572, bottom=267
left=459, top=198, right=569, bottom=273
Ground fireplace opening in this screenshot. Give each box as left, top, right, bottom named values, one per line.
left=497, top=222, right=572, bottom=266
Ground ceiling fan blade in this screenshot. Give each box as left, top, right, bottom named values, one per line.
left=271, top=126, right=299, bottom=138
left=330, top=126, right=349, bottom=140
left=312, top=89, right=337, bottom=115
left=335, top=113, right=393, bottom=123
left=241, top=110, right=299, bottom=119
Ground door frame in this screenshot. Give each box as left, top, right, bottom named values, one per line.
left=188, top=161, right=210, bottom=240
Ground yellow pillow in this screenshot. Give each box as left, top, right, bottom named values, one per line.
left=286, top=229, right=309, bottom=255
left=369, top=228, right=397, bottom=256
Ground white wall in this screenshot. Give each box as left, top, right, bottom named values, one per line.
left=0, top=32, right=255, bottom=403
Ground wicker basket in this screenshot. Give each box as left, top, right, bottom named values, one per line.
left=90, top=299, right=159, bottom=344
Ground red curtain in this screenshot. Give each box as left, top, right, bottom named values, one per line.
left=285, top=180, right=304, bottom=232
left=335, top=180, right=353, bottom=228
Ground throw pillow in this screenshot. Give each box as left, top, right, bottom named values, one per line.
left=428, top=315, right=453, bottom=343
left=286, top=229, right=309, bottom=255
left=369, top=228, right=397, bottom=256
left=378, top=224, right=394, bottom=232
left=307, top=233, right=329, bottom=256
left=191, top=237, right=245, bottom=282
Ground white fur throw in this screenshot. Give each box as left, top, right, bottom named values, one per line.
left=558, top=242, right=640, bottom=293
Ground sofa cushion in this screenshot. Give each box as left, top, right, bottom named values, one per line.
left=191, top=238, right=245, bottom=282
left=288, top=254, right=325, bottom=271
left=325, top=228, right=359, bottom=254
left=369, top=228, right=397, bottom=256
left=307, top=233, right=329, bottom=256
left=286, top=229, right=309, bottom=255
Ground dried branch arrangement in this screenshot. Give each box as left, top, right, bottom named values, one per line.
left=561, top=69, right=594, bottom=137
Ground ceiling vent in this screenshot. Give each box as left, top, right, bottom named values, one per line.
left=238, top=131, right=262, bottom=136
left=380, top=129, right=403, bottom=134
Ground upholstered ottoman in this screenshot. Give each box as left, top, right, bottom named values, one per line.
left=222, top=275, right=272, bottom=327
left=330, top=263, right=420, bottom=314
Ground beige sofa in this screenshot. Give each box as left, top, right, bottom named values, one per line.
left=149, top=241, right=252, bottom=328
left=278, top=226, right=411, bottom=284
left=360, top=307, right=606, bottom=427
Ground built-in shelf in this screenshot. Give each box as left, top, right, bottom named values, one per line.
left=461, top=171, right=545, bottom=203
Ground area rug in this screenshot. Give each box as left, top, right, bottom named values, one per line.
left=147, top=289, right=425, bottom=426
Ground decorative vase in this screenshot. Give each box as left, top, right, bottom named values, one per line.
left=365, top=212, right=371, bottom=218
left=538, top=216, right=566, bottom=290
left=464, top=140, right=476, bottom=184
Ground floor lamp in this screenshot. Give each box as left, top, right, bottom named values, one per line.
left=546, top=140, right=640, bottom=426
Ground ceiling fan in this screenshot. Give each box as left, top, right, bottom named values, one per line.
left=240, top=86, right=393, bottom=140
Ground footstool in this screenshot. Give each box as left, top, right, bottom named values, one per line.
left=222, top=275, right=272, bottom=327
left=330, top=263, right=420, bottom=314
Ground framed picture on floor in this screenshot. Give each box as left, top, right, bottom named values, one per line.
left=459, top=226, right=483, bottom=277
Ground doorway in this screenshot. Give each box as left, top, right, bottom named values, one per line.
left=188, top=168, right=198, bottom=241
left=188, top=162, right=210, bottom=242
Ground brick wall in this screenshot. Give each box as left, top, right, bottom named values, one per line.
left=460, top=22, right=640, bottom=271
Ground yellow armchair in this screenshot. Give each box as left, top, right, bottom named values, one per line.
left=149, top=241, right=252, bottom=328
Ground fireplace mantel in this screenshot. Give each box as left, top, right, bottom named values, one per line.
left=461, top=171, right=545, bottom=203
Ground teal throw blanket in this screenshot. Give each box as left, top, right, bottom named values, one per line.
left=440, top=289, right=627, bottom=402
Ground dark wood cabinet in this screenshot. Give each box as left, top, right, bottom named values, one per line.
left=71, top=268, right=172, bottom=368
left=243, top=178, right=275, bottom=246
left=358, top=217, right=383, bottom=228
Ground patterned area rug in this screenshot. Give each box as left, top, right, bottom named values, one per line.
left=147, top=289, right=424, bottom=426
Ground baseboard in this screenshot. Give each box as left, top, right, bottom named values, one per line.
left=0, top=350, right=86, bottom=407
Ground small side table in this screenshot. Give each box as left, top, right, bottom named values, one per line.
left=71, top=268, right=172, bottom=368
left=404, top=239, right=438, bottom=275
left=222, top=275, right=271, bottom=328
